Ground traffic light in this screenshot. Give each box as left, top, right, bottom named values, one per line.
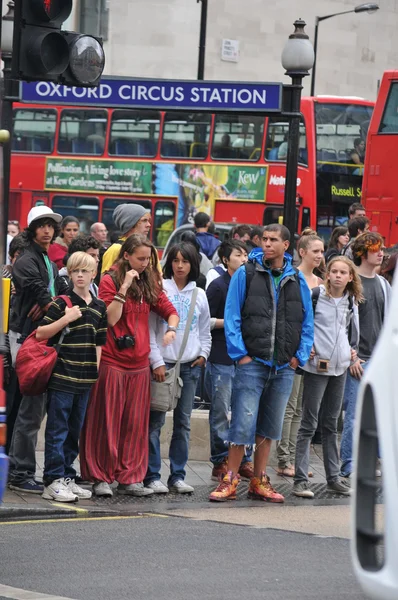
left=11, top=0, right=105, bottom=87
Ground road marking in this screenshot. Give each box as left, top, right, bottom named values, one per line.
left=0, top=514, right=168, bottom=526
left=0, top=582, right=78, bottom=599
left=49, top=502, right=89, bottom=514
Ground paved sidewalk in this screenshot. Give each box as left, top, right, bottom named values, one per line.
left=0, top=445, right=345, bottom=520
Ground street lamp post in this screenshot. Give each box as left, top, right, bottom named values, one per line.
left=281, top=19, right=314, bottom=252
left=310, top=3, right=379, bottom=97
left=197, top=0, right=208, bottom=80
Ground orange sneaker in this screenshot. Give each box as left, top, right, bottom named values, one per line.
left=211, top=458, right=228, bottom=482
left=209, top=471, right=240, bottom=502
left=248, top=472, right=285, bottom=503
left=238, top=461, right=254, bottom=480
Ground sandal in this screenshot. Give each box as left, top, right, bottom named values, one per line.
left=276, top=465, right=295, bottom=477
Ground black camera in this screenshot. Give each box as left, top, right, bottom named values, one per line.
left=115, top=334, right=135, bottom=350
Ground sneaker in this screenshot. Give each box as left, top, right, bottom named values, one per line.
left=293, top=482, right=314, bottom=499
left=42, top=478, right=78, bottom=502
left=327, top=479, right=352, bottom=496
left=145, top=480, right=169, bottom=494
left=169, top=480, right=194, bottom=494
left=209, top=471, right=240, bottom=502
left=66, top=479, right=92, bottom=499
left=93, top=481, right=113, bottom=497
left=9, top=479, right=44, bottom=495
left=211, top=458, right=228, bottom=482
left=238, top=461, right=255, bottom=480
left=117, top=482, right=154, bottom=496
left=248, top=472, right=285, bottom=503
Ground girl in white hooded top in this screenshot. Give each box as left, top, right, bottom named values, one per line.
left=145, top=242, right=211, bottom=494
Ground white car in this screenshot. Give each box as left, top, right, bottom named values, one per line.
left=352, top=271, right=398, bottom=599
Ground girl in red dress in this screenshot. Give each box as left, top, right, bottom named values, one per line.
left=80, top=235, right=179, bottom=497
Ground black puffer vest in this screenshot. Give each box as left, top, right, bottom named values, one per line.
left=241, top=261, right=304, bottom=364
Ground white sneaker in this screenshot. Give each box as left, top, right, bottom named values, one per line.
left=117, top=482, right=154, bottom=496
left=169, top=480, right=194, bottom=494
left=66, top=479, right=92, bottom=499
left=145, top=480, right=169, bottom=494
left=42, top=478, right=78, bottom=502
left=93, top=481, right=113, bottom=497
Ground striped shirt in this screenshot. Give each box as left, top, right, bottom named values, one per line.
left=42, top=291, right=108, bottom=393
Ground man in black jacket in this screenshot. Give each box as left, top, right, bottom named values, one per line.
left=8, top=206, right=68, bottom=494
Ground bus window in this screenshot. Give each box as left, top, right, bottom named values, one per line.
left=315, top=103, right=373, bottom=175
left=211, top=114, right=264, bottom=161
left=263, top=206, right=299, bottom=230
left=153, top=201, right=176, bottom=247
left=51, top=196, right=100, bottom=234
left=265, top=116, right=307, bottom=165
left=109, top=109, right=160, bottom=157
left=58, top=110, right=107, bottom=155
left=102, top=198, right=152, bottom=238
left=379, top=83, right=398, bottom=133
left=12, top=109, right=56, bottom=153
left=161, top=112, right=211, bottom=159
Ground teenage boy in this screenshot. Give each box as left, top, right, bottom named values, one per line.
left=36, top=252, right=108, bottom=502
left=194, top=212, right=221, bottom=260
left=209, top=224, right=314, bottom=502
left=59, top=234, right=101, bottom=295
left=8, top=206, right=68, bottom=494
left=101, top=204, right=151, bottom=273
left=205, top=240, right=253, bottom=481
left=342, top=216, right=370, bottom=260
left=340, top=232, right=390, bottom=479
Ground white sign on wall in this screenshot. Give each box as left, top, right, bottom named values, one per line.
left=221, top=39, right=240, bottom=63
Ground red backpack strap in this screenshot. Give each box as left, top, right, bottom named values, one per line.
left=56, top=295, right=73, bottom=308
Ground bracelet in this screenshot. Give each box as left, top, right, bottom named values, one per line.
left=166, top=326, right=177, bottom=333
left=113, top=295, right=126, bottom=304
left=117, top=291, right=126, bottom=299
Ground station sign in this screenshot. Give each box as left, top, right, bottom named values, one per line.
left=20, top=77, right=283, bottom=112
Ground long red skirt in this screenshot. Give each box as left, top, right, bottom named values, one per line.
left=80, top=362, right=151, bottom=485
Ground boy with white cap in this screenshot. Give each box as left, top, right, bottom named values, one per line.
left=101, top=203, right=151, bottom=274
left=8, top=206, right=69, bottom=494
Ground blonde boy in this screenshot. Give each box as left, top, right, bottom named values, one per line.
left=36, top=252, right=107, bottom=502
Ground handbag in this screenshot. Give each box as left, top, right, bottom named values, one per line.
left=150, top=288, right=199, bottom=412
left=16, top=295, right=73, bottom=396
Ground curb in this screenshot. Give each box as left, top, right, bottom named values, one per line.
left=0, top=504, right=116, bottom=522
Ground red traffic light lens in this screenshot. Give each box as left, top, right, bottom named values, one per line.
left=32, top=0, right=72, bottom=23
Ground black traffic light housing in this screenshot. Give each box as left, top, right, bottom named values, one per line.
left=11, top=0, right=105, bottom=87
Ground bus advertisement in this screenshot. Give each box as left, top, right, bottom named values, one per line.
left=9, top=77, right=374, bottom=249
left=362, top=70, right=398, bottom=246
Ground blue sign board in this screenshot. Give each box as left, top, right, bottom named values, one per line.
left=20, top=77, right=282, bottom=112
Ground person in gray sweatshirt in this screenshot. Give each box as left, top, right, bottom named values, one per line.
left=293, top=256, right=362, bottom=498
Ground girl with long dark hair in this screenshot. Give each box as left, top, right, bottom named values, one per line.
left=80, top=235, right=179, bottom=497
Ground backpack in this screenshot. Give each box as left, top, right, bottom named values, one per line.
left=16, top=296, right=73, bottom=396
left=311, top=286, right=354, bottom=314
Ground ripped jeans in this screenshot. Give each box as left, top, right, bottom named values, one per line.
left=228, top=361, right=295, bottom=446
left=205, top=362, right=252, bottom=465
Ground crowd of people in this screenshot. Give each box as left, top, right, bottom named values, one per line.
left=3, top=201, right=397, bottom=504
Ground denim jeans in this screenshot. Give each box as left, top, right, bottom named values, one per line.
left=145, top=362, right=201, bottom=486
left=43, top=389, right=90, bottom=485
left=340, top=362, right=369, bottom=477
left=8, top=392, right=47, bottom=484
left=276, top=372, right=304, bottom=469
left=294, top=371, right=347, bottom=485
left=205, top=362, right=252, bottom=465
left=229, top=361, right=295, bottom=445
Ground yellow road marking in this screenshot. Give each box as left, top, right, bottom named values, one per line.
left=0, top=514, right=168, bottom=526
left=50, top=502, right=89, bottom=513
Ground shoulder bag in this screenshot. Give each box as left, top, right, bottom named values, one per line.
left=16, top=295, right=73, bottom=396
left=150, top=288, right=198, bottom=412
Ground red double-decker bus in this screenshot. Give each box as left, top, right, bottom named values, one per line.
left=9, top=79, right=374, bottom=248
left=362, top=70, right=398, bottom=246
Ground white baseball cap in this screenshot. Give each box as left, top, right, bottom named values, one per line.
left=27, top=206, right=63, bottom=227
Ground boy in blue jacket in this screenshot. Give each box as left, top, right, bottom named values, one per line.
left=209, top=224, right=314, bottom=503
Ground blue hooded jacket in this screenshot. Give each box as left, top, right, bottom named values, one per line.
left=225, top=247, right=314, bottom=369
left=195, top=232, right=221, bottom=260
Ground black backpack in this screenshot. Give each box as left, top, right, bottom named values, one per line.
left=311, top=286, right=354, bottom=314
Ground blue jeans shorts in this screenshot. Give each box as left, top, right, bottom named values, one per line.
left=228, top=361, right=295, bottom=446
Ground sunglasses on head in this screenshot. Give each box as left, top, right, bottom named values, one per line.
left=8, top=220, right=19, bottom=226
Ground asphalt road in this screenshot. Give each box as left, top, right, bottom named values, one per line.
left=0, top=513, right=366, bottom=600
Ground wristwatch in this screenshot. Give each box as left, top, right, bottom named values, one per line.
left=166, top=326, right=177, bottom=333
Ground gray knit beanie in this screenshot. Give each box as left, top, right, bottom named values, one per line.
left=112, top=204, right=149, bottom=235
